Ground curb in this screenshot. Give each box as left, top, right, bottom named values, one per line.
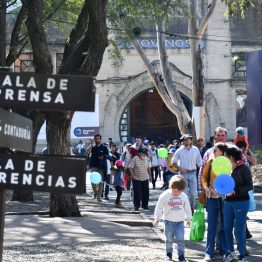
left=140, top=212, right=164, bottom=241
left=5, top=210, right=49, bottom=216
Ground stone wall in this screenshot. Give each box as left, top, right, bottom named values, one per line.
left=204, top=2, right=236, bottom=139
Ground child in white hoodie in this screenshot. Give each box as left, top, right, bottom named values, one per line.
left=153, top=175, right=192, bottom=262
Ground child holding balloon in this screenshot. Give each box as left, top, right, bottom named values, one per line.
left=201, top=143, right=229, bottom=262
left=223, top=147, right=253, bottom=262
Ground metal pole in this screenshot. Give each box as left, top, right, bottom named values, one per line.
left=0, top=189, right=6, bottom=262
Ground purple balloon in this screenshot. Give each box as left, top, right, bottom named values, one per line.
left=214, top=174, right=235, bottom=195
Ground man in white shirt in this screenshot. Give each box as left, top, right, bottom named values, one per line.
left=173, top=134, right=202, bottom=211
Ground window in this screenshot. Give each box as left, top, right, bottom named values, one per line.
left=14, top=53, right=34, bottom=72
left=232, top=53, right=246, bottom=80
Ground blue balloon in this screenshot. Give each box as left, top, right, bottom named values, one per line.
left=90, top=172, right=102, bottom=184
left=214, top=174, right=235, bottom=195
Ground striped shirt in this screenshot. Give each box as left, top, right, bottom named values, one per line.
left=173, top=145, right=202, bottom=171
left=129, top=156, right=150, bottom=181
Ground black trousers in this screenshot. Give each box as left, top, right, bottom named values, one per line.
left=115, top=186, right=122, bottom=204
left=132, top=179, right=149, bottom=209
left=151, top=166, right=159, bottom=187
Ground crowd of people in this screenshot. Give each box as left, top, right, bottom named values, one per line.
left=85, top=126, right=256, bottom=262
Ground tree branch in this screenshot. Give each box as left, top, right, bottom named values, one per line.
left=60, top=0, right=108, bottom=76
left=6, top=0, right=18, bottom=9
left=197, top=0, right=218, bottom=45
left=156, top=19, right=184, bottom=106
left=22, top=0, right=53, bottom=73
left=79, top=0, right=108, bottom=75
left=5, top=4, right=28, bottom=66
left=123, top=23, right=193, bottom=127
left=61, top=0, right=89, bottom=69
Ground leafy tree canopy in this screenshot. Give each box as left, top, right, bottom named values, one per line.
left=222, top=0, right=254, bottom=17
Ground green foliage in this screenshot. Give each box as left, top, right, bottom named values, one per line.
left=108, top=38, right=124, bottom=69
left=107, top=0, right=186, bottom=68
left=43, top=0, right=84, bottom=31
left=108, top=0, right=185, bottom=27
left=221, top=0, right=254, bottom=18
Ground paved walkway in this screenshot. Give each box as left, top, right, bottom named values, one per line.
left=3, top=178, right=262, bottom=261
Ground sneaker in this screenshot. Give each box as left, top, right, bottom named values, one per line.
left=178, top=255, right=188, bottom=262
left=246, top=232, right=252, bottom=239
left=104, top=196, right=109, bottom=201
left=97, top=198, right=102, bottom=202
left=224, top=252, right=238, bottom=262
left=204, top=254, right=213, bottom=261
left=92, top=194, right=97, bottom=200
left=134, top=208, right=139, bottom=211
left=142, top=207, right=150, bottom=211
left=165, top=253, right=172, bottom=261
left=237, top=256, right=247, bottom=262
left=115, top=203, right=124, bottom=208
left=214, top=248, right=220, bottom=255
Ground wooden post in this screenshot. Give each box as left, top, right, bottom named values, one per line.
left=0, top=189, right=6, bottom=262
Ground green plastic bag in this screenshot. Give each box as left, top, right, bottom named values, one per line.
left=189, top=203, right=205, bottom=242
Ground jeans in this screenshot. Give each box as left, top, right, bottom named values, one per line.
left=182, top=171, right=197, bottom=209
left=206, top=198, right=228, bottom=257
left=132, top=179, right=149, bottom=209
left=164, top=220, right=185, bottom=256
left=224, top=200, right=249, bottom=257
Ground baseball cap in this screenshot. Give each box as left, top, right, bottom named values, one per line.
left=236, top=127, right=245, bottom=136
left=115, top=160, right=123, bottom=167
left=180, top=134, right=193, bottom=141
left=169, top=148, right=176, bottom=154
left=143, top=140, right=149, bottom=145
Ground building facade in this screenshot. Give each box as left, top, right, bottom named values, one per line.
left=10, top=1, right=262, bottom=144
left=96, top=2, right=235, bottom=143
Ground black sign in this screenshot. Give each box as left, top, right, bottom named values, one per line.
left=0, top=154, right=86, bottom=194
left=73, top=127, right=99, bottom=137
left=0, top=109, right=33, bottom=153
left=0, top=72, right=95, bottom=111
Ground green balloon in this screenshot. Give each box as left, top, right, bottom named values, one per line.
left=157, top=148, right=168, bottom=158
left=212, top=156, right=232, bottom=176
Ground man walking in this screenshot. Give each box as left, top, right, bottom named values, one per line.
left=198, top=127, right=228, bottom=192
left=86, top=134, right=109, bottom=202
left=173, top=134, right=202, bottom=211
left=149, top=141, right=160, bottom=189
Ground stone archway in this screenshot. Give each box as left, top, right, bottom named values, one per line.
left=118, top=88, right=192, bottom=143
left=98, top=69, right=192, bottom=142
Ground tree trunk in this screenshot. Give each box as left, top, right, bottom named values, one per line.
left=0, top=0, right=6, bottom=65
left=46, top=111, right=82, bottom=217
left=188, top=0, right=218, bottom=137
left=156, top=19, right=194, bottom=135
left=47, top=0, right=107, bottom=217
left=192, top=46, right=204, bottom=106
left=12, top=0, right=53, bottom=203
